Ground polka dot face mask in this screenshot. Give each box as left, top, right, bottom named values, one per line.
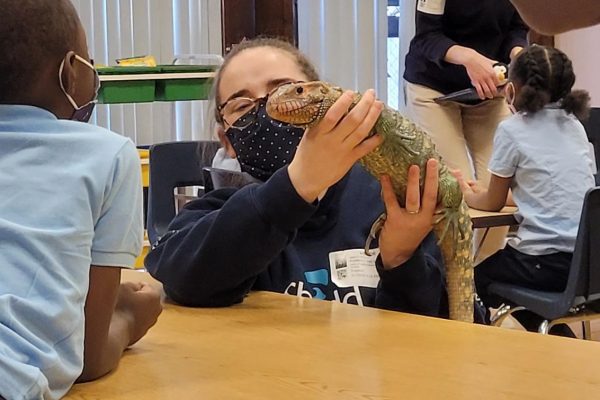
left=225, top=99, right=304, bottom=181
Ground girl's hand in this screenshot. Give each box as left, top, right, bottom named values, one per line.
left=288, top=89, right=384, bottom=203
left=450, top=169, right=481, bottom=195
left=379, top=159, right=439, bottom=269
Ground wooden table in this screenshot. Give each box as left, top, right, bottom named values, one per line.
left=469, top=207, right=518, bottom=260
left=65, top=270, right=600, bottom=399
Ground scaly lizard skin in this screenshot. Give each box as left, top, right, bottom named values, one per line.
left=266, top=81, right=474, bottom=323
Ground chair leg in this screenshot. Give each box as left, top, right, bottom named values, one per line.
left=583, top=320, right=593, bottom=340
left=491, top=304, right=526, bottom=327
left=538, top=320, right=550, bottom=335
left=474, top=228, right=490, bottom=262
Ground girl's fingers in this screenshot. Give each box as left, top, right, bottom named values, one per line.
left=336, top=89, right=376, bottom=141
left=345, top=100, right=384, bottom=148
left=421, top=159, right=439, bottom=213
left=405, top=165, right=421, bottom=213
left=353, top=133, right=383, bottom=159
left=311, top=90, right=355, bottom=134
left=380, top=175, right=401, bottom=215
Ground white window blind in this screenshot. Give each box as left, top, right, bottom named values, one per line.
left=297, top=0, right=388, bottom=102
left=71, top=0, right=222, bottom=145
left=397, top=0, right=416, bottom=112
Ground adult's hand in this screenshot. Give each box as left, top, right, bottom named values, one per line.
left=446, top=46, right=500, bottom=100
left=379, top=159, right=439, bottom=269
left=288, top=89, right=384, bottom=203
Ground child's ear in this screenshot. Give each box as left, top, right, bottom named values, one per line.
left=217, top=127, right=237, bottom=159
left=60, top=51, right=78, bottom=96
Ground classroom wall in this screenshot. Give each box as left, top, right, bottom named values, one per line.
left=555, top=25, right=600, bottom=107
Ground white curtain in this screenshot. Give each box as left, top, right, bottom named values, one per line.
left=392, top=0, right=416, bottom=112
left=297, top=0, right=389, bottom=103
left=72, top=1, right=415, bottom=143
left=71, top=0, right=222, bottom=145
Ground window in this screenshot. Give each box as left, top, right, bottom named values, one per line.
left=71, top=0, right=221, bottom=145
left=387, top=0, right=401, bottom=110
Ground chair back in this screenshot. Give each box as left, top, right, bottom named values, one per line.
left=565, top=187, right=600, bottom=308
left=147, top=140, right=220, bottom=243
left=582, top=108, right=600, bottom=171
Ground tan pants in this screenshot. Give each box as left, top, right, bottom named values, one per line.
left=405, top=82, right=511, bottom=263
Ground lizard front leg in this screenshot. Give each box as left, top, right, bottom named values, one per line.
left=364, top=213, right=386, bottom=256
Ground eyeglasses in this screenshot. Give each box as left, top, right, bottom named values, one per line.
left=218, top=81, right=301, bottom=129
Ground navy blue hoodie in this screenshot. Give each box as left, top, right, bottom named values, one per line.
left=404, top=0, right=528, bottom=95
left=146, top=164, right=453, bottom=317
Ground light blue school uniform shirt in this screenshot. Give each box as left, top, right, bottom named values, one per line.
left=0, top=105, right=143, bottom=400
left=488, top=107, right=595, bottom=256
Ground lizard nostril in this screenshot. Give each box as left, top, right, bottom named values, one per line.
left=296, top=87, right=304, bottom=95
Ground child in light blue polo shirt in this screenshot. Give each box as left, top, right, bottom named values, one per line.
left=455, top=45, right=596, bottom=337
left=0, top=1, right=161, bottom=399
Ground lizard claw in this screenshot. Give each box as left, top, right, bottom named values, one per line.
left=365, top=213, right=387, bottom=255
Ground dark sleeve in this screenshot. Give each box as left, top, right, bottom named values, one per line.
left=144, top=167, right=318, bottom=307
left=374, top=233, right=448, bottom=318
left=410, top=10, right=457, bottom=67
left=500, top=10, right=529, bottom=62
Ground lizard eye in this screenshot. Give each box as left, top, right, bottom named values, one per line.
left=320, top=87, right=328, bottom=94
left=296, top=87, right=304, bottom=95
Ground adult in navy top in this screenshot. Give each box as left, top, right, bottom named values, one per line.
left=403, top=0, right=528, bottom=264
left=146, top=38, right=484, bottom=321
left=404, top=0, right=528, bottom=97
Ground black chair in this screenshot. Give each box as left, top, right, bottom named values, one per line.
left=490, top=187, right=600, bottom=339
left=147, top=140, right=220, bottom=244
left=201, top=166, right=260, bottom=193
left=582, top=107, right=600, bottom=171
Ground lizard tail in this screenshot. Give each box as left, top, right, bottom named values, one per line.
left=433, top=200, right=475, bottom=323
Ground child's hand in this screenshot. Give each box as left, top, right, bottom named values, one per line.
left=116, top=281, right=163, bottom=346
left=466, top=180, right=483, bottom=194
left=450, top=169, right=479, bottom=194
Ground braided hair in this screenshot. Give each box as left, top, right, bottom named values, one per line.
left=509, top=45, right=590, bottom=120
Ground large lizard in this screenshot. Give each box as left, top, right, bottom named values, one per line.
left=266, top=81, right=474, bottom=323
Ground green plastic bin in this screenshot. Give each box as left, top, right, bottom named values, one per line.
left=97, top=66, right=159, bottom=104
left=154, top=65, right=216, bottom=102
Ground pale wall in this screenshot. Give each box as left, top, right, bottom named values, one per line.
left=556, top=25, right=600, bottom=107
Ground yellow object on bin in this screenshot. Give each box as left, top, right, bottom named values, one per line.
left=135, top=149, right=150, bottom=269
left=116, top=55, right=157, bottom=67
left=138, top=149, right=150, bottom=188
left=134, top=234, right=150, bottom=269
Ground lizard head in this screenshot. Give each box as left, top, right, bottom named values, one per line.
left=266, top=81, right=344, bottom=128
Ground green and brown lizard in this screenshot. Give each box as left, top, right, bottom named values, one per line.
left=266, top=81, right=474, bottom=323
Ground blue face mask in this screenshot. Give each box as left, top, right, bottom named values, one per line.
left=225, top=100, right=305, bottom=181
left=58, top=54, right=99, bottom=122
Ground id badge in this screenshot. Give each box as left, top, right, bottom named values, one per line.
left=417, top=0, right=446, bottom=15
left=329, top=248, right=380, bottom=289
